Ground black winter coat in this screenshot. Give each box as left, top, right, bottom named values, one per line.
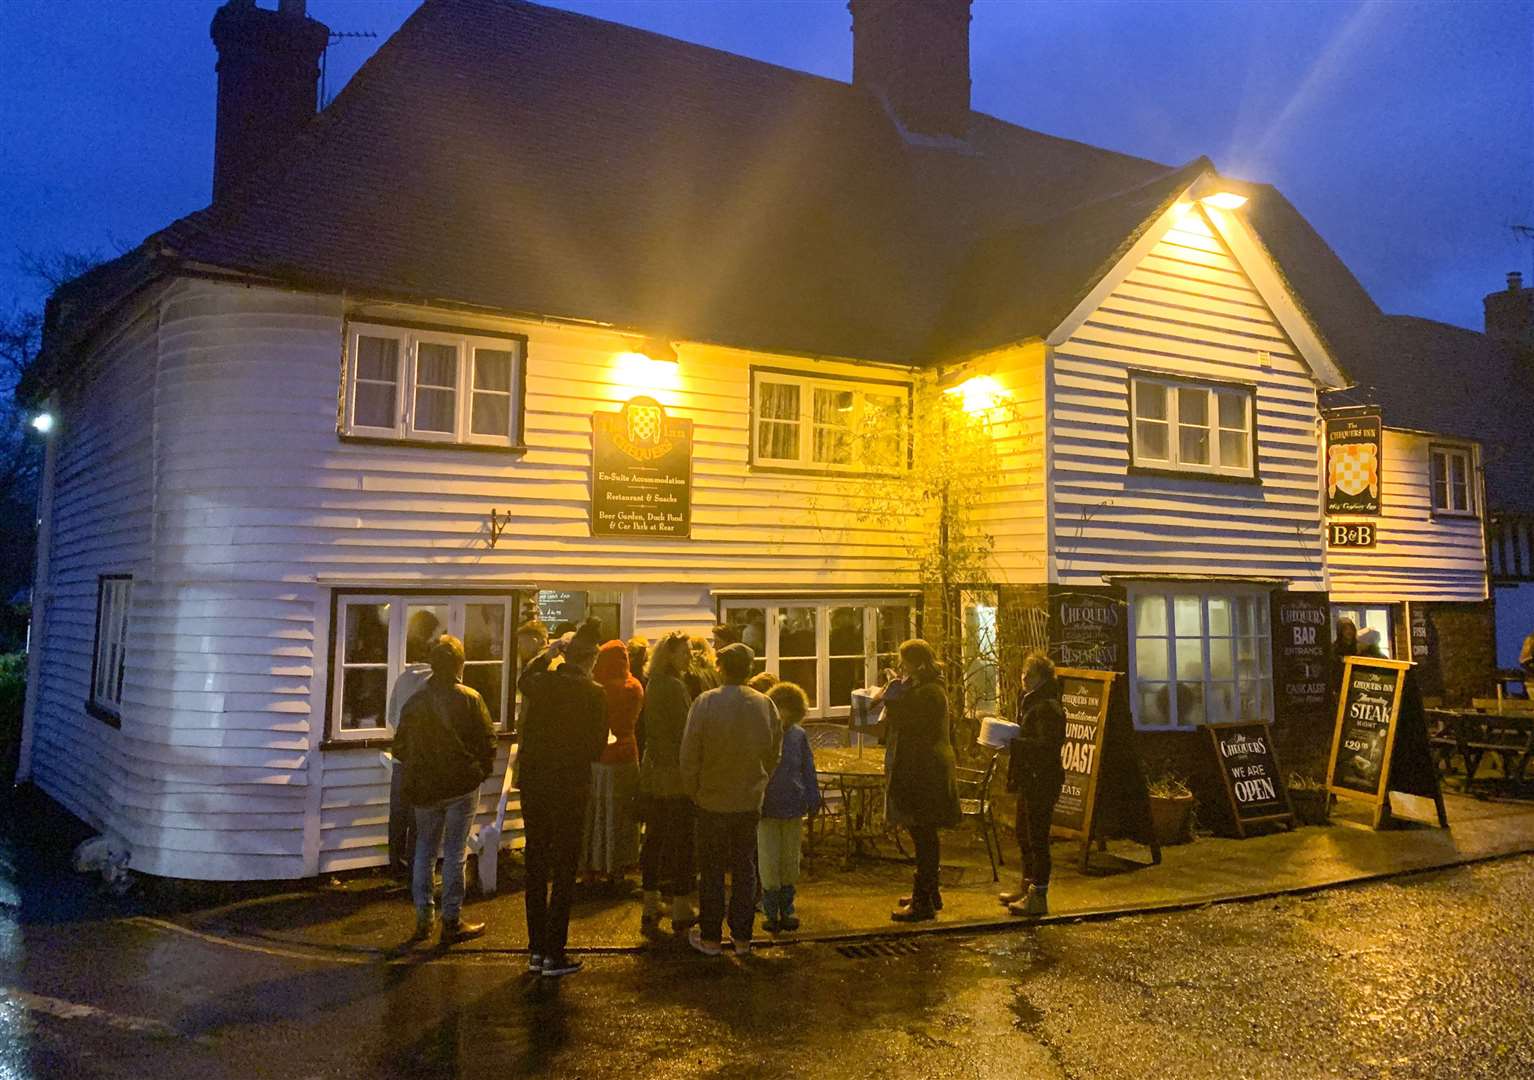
left=1008, top=677, right=1066, bottom=796
left=885, top=679, right=961, bottom=829
left=516, top=652, right=609, bottom=802
left=394, top=676, right=497, bottom=807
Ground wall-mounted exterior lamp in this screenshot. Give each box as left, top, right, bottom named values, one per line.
left=30, top=412, right=55, bottom=435
left=631, top=337, right=678, bottom=363
left=945, top=374, right=1007, bottom=415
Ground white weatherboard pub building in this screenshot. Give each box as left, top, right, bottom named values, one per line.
left=20, top=0, right=1490, bottom=881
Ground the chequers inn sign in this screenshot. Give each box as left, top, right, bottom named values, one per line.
left=591, top=395, right=693, bottom=538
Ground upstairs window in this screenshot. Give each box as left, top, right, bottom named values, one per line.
left=1429, top=445, right=1475, bottom=516
left=751, top=369, right=909, bottom=473
left=1130, top=374, right=1255, bottom=478
left=343, top=322, right=525, bottom=449
left=89, top=575, right=133, bottom=723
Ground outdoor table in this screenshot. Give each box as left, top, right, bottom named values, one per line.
left=814, top=745, right=903, bottom=860
left=1425, top=708, right=1534, bottom=795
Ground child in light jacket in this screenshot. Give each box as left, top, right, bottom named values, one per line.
left=758, top=682, right=820, bottom=932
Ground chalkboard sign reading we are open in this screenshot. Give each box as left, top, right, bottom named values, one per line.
left=1203, top=721, right=1295, bottom=837
left=1326, top=656, right=1448, bottom=829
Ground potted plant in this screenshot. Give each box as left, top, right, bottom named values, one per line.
left=1287, top=773, right=1331, bottom=826
left=1146, top=773, right=1196, bottom=845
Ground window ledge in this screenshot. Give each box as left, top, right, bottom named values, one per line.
left=84, top=700, right=122, bottom=728
left=1127, top=464, right=1261, bottom=487
left=1429, top=509, right=1479, bottom=521
left=338, top=434, right=528, bottom=456
left=748, top=462, right=905, bottom=480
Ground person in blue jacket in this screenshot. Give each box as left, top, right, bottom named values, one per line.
left=758, top=682, right=819, bottom=932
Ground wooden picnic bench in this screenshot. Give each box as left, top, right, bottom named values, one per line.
left=1426, top=709, right=1534, bottom=796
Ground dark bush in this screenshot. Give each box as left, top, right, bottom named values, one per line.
left=0, top=653, right=25, bottom=786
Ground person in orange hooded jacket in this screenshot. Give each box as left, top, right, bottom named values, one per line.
left=580, top=640, right=645, bottom=883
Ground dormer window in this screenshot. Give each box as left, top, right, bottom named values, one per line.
left=1129, top=372, right=1256, bottom=480
left=342, top=321, right=526, bottom=449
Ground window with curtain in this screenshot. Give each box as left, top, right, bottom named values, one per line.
left=1130, top=374, right=1255, bottom=478
left=329, top=591, right=518, bottom=742
left=1130, top=586, right=1272, bottom=729
left=1429, top=445, right=1475, bottom=516
left=343, top=322, right=525, bottom=448
left=752, top=369, right=909, bottom=472
left=720, top=599, right=916, bottom=719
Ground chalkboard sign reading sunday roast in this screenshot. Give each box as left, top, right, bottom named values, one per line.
left=1326, top=656, right=1448, bottom=828
left=591, top=396, right=693, bottom=538
left=1052, top=668, right=1110, bottom=837
left=1203, top=721, right=1294, bottom=837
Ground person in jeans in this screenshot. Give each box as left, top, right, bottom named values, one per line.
left=679, top=642, right=781, bottom=957
left=1003, top=651, right=1066, bottom=919
left=758, top=682, right=818, bottom=933
left=384, top=660, right=432, bottom=879
left=638, top=632, right=697, bottom=931
left=517, top=618, right=609, bottom=977
left=884, top=639, right=960, bottom=923
left=393, top=634, right=497, bottom=945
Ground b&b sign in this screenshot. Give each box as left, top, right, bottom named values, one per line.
left=1328, top=522, right=1376, bottom=548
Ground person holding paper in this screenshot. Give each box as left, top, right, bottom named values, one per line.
left=1004, top=651, right=1066, bottom=919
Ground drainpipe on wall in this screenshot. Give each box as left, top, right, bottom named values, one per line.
left=18, top=393, right=61, bottom=783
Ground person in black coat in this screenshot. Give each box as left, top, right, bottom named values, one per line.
left=1003, top=652, right=1066, bottom=918
left=516, top=618, right=609, bottom=977
left=882, top=639, right=961, bottom=923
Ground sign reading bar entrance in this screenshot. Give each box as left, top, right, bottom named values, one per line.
left=1325, top=656, right=1448, bottom=829
left=1203, top=721, right=1295, bottom=837
left=591, top=396, right=693, bottom=537
left=1051, top=668, right=1160, bottom=869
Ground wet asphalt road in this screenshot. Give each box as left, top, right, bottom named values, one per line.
left=3, top=855, right=1533, bottom=1078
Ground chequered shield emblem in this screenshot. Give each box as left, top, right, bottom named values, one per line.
left=626, top=402, right=663, bottom=446
left=1327, top=442, right=1378, bottom=499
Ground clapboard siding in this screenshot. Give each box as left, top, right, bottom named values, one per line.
left=1327, top=430, right=1486, bottom=603
left=1049, top=207, right=1326, bottom=586
left=30, top=293, right=158, bottom=852
left=965, top=343, right=1050, bottom=583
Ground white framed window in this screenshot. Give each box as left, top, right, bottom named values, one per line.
left=1429, top=445, right=1475, bottom=516
left=720, top=598, right=916, bottom=719
left=1129, top=584, right=1272, bottom=730
left=751, top=369, right=909, bottom=473
left=1130, top=373, right=1255, bottom=478
left=329, top=591, right=518, bottom=743
left=89, top=575, right=132, bottom=722
left=343, top=322, right=525, bottom=448
left=961, top=589, right=999, bottom=718
left=1332, top=605, right=1393, bottom=659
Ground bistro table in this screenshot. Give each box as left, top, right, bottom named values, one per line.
left=1426, top=708, right=1534, bottom=795
left=813, top=744, right=904, bottom=860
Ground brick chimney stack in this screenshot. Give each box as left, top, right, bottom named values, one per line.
left=849, top=0, right=973, bottom=140
left=1485, top=270, right=1534, bottom=358
left=210, top=0, right=330, bottom=204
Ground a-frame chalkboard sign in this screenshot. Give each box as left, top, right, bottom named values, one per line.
left=1203, top=721, right=1296, bottom=837
left=1050, top=668, right=1161, bottom=869
left=1325, top=657, right=1448, bottom=829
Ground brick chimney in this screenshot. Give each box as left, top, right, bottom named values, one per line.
left=849, top=0, right=973, bottom=139
left=1485, top=271, right=1534, bottom=357
left=210, top=0, right=330, bottom=203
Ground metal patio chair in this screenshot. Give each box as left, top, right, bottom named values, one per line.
left=953, top=748, right=1004, bottom=881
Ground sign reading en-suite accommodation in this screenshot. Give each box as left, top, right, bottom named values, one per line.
left=1324, top=411, right=1382, bottom=516
left=591, top=396, right=693, bottom=537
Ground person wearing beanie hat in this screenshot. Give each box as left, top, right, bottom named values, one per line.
left=679, top=641, right=781, bottom=957
left=517, top=618, right=609, bottom=977
left=393, top=634, right=498, bottom=946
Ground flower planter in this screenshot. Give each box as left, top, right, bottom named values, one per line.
left=1288, top=787, right=1331, bottom=826
left=1147, top=793, right=1195, bottom=845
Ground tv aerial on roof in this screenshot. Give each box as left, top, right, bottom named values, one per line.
left=321, top=29, right=379, bottom=108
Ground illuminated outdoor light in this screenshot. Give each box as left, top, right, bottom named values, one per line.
left=946, top=375, right=1006, bottom=415
left=30, top=411, right=55, bottom=434
left=613, top=349, right=682, bottom=396
left=625, top=336, right=678, bottom=363
left=1200, top=191, right=1248, bottom=210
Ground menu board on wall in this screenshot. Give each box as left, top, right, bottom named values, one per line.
left=1409, top=604, right=1443, bottom=697
left=537, top=590, right=587, bottom=629
left=1324, top=411, right=1382, bottom=516
left=591, top=396, right=693, bottom=537
left=1049, top=587, right=1128, bottom=672
left=1203, top=721, right=1295, bottom=836
left=1270, top=591, right=1331, bottom=719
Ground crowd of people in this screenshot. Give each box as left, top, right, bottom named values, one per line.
left=389, top=617, right=1071, bottom=976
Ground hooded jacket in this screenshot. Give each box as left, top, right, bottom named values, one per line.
left=516, top=645, right=609, bottom=801
left=1008, top=676, right=1066, bottom=794
left=595, top=639, right=643, bottom=765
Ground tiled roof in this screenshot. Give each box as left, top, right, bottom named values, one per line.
left=49, top=0, right=1383, bottom=375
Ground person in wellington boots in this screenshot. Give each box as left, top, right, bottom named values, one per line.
left=638, top=631, right=697, bottom=930
left=517, top=619, right=609, bottom=977
left=393, top=634, right=498, bottom=945
left=1003, top=652, right=1066, bottom=919
left=884, top=640, right=961, bottom=922
left=680, top=642, right=781, bottom=957
left=758, top=682, right=818, bottom=933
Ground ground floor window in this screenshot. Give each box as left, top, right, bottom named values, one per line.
left=719, top=598, right=915, bottom=718
left=961, top=590, right=1000, bottom=718
left=1129, top=584, right=1272, bottom=729
left=1332, top=604, right=1394, bottom=659
left=89, top=575, right=133, bottom=723
left=329, top=590, right=518, bottom=742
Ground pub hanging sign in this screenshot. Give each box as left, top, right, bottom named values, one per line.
left=1324, top=411, right=1382, bottom=516
left=591, top=396, right=693, bottom=538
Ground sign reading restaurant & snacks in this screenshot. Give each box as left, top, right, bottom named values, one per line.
left=1324, top=411, right=1382, bottom=516
left=591, top=396, right=693, bottom=537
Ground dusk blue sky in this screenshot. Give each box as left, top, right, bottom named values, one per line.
left=2, top=0, right=1529, bottom=331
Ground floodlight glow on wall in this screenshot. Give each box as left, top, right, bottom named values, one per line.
left=30, top=412, right=55, bottom=435
left=946, top=375, right=1007, bottom=415
left=1200, top=191, right=1248, bottom=210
